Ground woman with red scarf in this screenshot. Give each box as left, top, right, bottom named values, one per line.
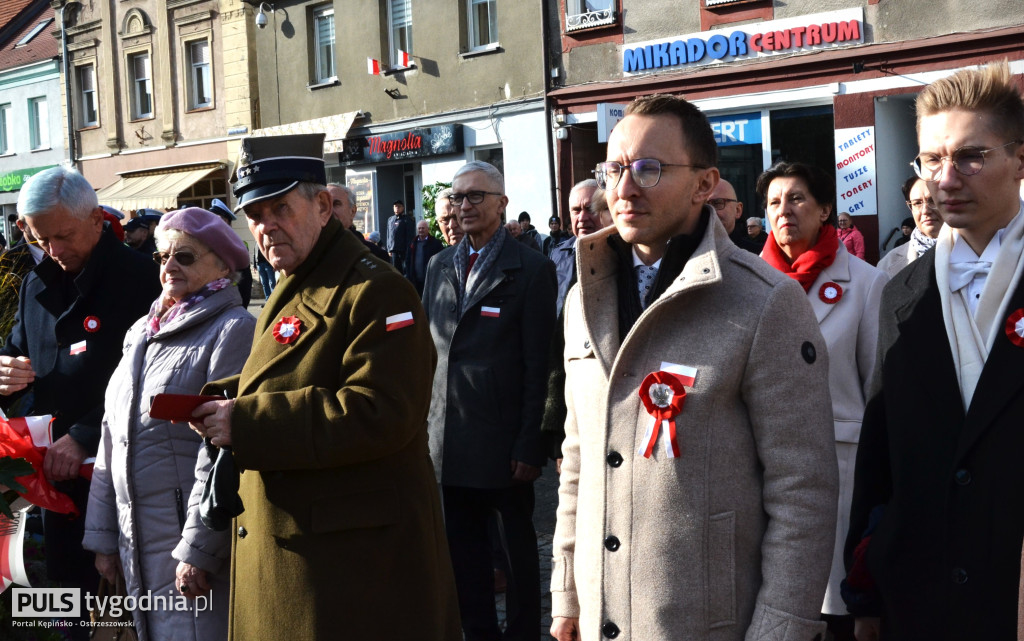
left=756, top=162, right=889, bottom=641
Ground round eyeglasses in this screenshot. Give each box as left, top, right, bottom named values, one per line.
left=911, top=140, right=1021, bottom=181
left=595, top=158, right=707, bottom=190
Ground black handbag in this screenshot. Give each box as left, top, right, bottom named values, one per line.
left=199, top=442, right=244, bottom=531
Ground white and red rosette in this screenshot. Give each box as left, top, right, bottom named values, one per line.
left=637, top=371, right=687, bottom=459
left=819, top=281, right=843, bottom=304
left=83, top=316, right=101, bottom=333
left=273, top=315, right=302, bottom=345
left=1006, top=308, right=1024, bottom=348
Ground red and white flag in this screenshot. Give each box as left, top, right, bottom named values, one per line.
left=396, top=49, right=411, bottom=67
left=70, top=340, right=87, bottom=356
left=659, top=362, right=697, bottom=387
left=367, top=57, right=382, bottom=75
left=480, top=307, right=500, bottom=318
left=386, top=312, right=414, bottom=331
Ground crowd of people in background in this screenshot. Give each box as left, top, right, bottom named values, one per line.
left=2, top=60, right=1024, bottom=641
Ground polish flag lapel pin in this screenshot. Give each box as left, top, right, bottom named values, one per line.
left=386, top=312, right=414, bottom=332
left=1006, top=308, right=1024, bottom=348
left=819, top=281, right=843, bottom=304
left=273, top=316, right=302, bottom=345
left=481, top=306, right=500, bottom=318
left=70, top=340, right=87, bottom=355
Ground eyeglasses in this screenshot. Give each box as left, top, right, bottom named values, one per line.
left=708, top=198, right=738, bottom=211
left=911, top=140, right=1021, bottom=181
left=906, top=198, right=936, bottom=210
left=153, top=250, right=203, bottom=266
left=595, top=158, right=707, bottom=190
left=448, top=191, right=502, bottom=206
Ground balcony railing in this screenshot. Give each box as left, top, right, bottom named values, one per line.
left=566, top=8, right=616, bottom=32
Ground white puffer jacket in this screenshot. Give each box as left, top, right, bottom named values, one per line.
left=83, top=285, right=254, bottom=641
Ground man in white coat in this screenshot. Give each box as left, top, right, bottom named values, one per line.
left=550, top=94, right=839, bottom=641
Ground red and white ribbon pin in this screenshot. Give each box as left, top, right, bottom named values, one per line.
left=481, top=306, right=500, bottom=318
left=637, top=371, right=688, bottom=459
left=1006, top=308, right=1024, bottom=348
left=386, top=312, right=414, bottom=331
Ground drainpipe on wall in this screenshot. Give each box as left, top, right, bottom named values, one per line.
left=59, top=1, right=77, bottom=166
left=540, top=0, right=559, bottom=220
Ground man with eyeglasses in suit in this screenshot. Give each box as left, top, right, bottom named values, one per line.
left=422, top=160, right=557, bottom=641
left=845, top=62, right=1024, bottom=641
left=549, top=94, right=838, bottom=641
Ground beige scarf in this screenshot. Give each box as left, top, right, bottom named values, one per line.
left=935, top=201, right=1024, bottom=410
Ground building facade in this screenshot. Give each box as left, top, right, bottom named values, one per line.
left=547, top=0, right=1024, bottom=263
left=55, top=0, right=259, bottom=222
left=0, top=0, right=64, bottom=239
left=250, top=0, right=553, bottom=234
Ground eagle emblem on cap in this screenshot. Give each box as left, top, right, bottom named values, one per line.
left=238, top=148, right=252, bottom=166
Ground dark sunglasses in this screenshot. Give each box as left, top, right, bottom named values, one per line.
left=152, top=250, right=202, bottom=266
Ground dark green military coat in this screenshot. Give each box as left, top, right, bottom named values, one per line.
left=207, top=219, right=460, bottom=640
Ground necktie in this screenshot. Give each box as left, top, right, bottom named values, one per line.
left=466, top=252, right=480, bottom=279
left=948, top=260, right=991, bottom=292
left=635, top=265, right=658, bottom=309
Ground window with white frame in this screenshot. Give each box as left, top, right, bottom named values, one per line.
left=129, top=51, right=153, bottom=119
left=77, top=64, right=98, bottom=127
left=467, top=0, right=497, bottom=50
left=313, top=6, right=335, bottom=82
left=29, top=97, right=49, bottom=150
left=565, top=0, right=616, bottom=32
left=389, top=0, right=412, bottom=64
left=0, top=104, right=9, bottom=154
left=186, top=40, right=212, bottom=109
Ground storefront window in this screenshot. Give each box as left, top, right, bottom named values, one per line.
left=769, top=105, right=835, bottom=172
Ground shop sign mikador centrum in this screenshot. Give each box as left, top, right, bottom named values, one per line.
left=621, top=7, right=865, bottom=76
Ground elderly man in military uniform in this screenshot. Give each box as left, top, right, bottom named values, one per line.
left=190, top=133, right=460, bottom=641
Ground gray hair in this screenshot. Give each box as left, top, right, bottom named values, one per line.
left=18, top=166, right=98, bottom=220
left=570, top=178, right=599, bottom=197
left=435, top=188, right=453, bottom=214
left=746, top=217, right=763, bottom=227
left=453, top=161, right=504, bottom=193
left=327, top=182, right=357, bottom=208
left=294, top=181, right=327, bottom=202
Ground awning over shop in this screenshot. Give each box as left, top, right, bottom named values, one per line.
left=95, top=162, right=225, bottom=211
left=251, top=110, right=363, bottom=153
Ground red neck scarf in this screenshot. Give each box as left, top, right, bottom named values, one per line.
left=761, top=224, right=839, bottom=293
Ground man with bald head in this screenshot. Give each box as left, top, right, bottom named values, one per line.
left=709, top=178, right=760, bottom=254
left=327, top=182, right=390, bottom=262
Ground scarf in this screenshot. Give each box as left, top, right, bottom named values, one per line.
left=761, top=224, right=839, bottom=293
left=909, top=227, right=938, bottom=261
left=146, top=278, right=232, bottom=338
left=935, top=202, right=1024, bottom=409
left=452, top=225, right=507, bottom=317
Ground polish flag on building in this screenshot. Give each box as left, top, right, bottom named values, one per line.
left=396, top=49, right=411, bottom=67
left=385, top=312, right=414, bottom=331
left=367, top=57, right=382, bottom=75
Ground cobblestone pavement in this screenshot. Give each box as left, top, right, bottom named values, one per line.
left=496, top=464, right=560, bottom=639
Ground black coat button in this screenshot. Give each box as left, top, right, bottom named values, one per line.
left=954, top=469, right=971, bottom=485
left=604, top=535, right=620, bottom=551
left=951, top=567, right=968, bottom=584
left=801, top=341, right=816, bottom=364
left=602, top=622, right=620, bottom=638
left=606, top=452, right=623, bottom=467
left=448, top=303, right=456, bottom=312
left=237, top=526, right=247, bottom=539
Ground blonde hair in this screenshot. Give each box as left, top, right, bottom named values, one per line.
left=916, top=61, right=1024, bottom=141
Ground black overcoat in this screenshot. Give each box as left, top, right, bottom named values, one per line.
left=846, top=249, right=1024, bottom=640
